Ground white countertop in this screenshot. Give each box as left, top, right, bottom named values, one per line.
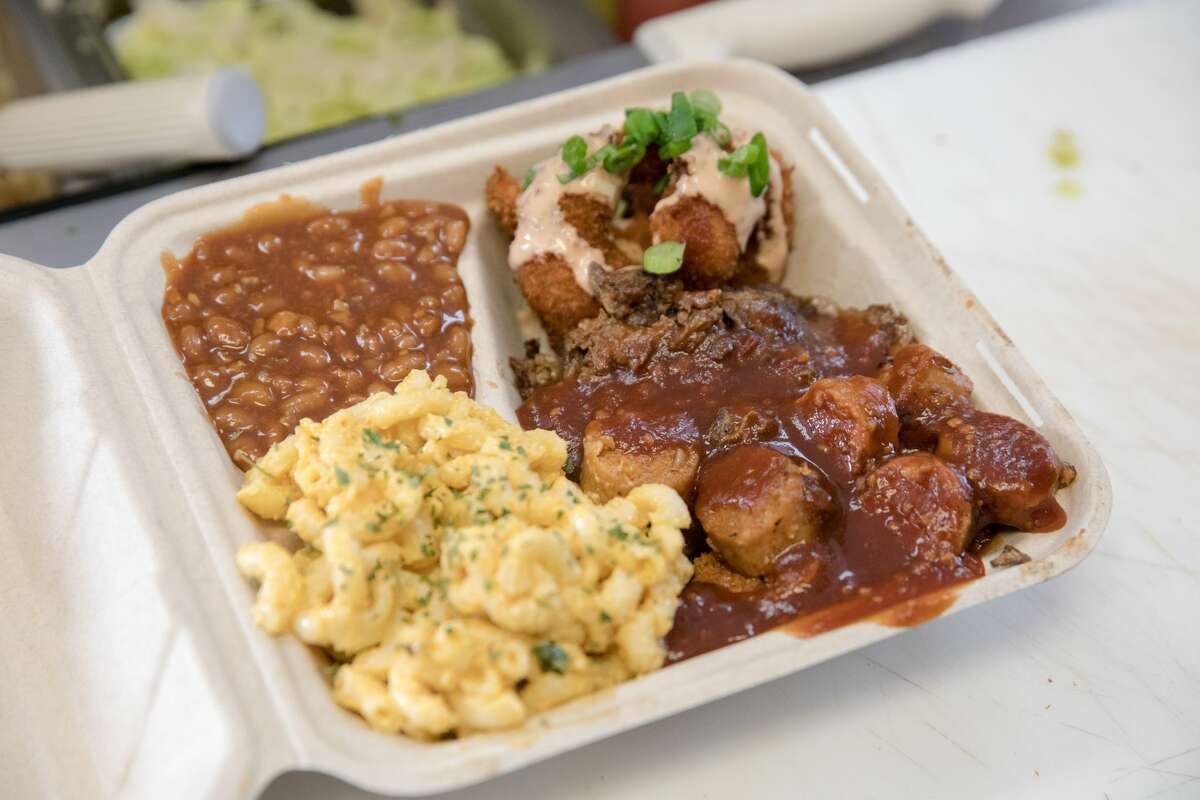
left=267, top=1, right=1200, bottom=797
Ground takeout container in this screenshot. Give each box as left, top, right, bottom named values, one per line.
left=0, top=60, right=1111, bottom=799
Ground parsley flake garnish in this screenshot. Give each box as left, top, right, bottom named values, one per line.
left=532, top=641, right=569, bottom=675
left=362, top=428, right=400, bottom=451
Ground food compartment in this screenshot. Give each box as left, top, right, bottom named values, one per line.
left=68, top=60, right=1107, bottom=796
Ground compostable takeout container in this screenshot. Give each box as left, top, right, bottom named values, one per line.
left=0, top=60, right=1111, bottom=799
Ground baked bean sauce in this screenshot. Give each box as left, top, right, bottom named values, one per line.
left=518, top=302, right=1066, bottom=663
left=162, top=181, right=473, bottom=467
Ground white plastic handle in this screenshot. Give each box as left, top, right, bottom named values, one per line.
left=635, top=0, right=1002, bottom=69
left=0, top=68, right=264, bottom=173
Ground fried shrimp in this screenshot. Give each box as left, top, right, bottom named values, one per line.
left=485, top=166, right=521, bottom=237
left=486, top=91, right=796, bottom=347
left=649, top=195, right=740, bottom=288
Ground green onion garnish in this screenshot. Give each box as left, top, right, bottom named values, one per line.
left=522, top=165, right=537, bottom=191
left=718, top=140, right=757, bottom=177
left=712, top=121, right=733, bottom=147
left=643, top=240, right=685, bottom=274
left=667, top=91, right=698, bottom=142
left=659, top=138, right=692, bottom=160
left=747, top=132, right=770, bottom=197
left=652, top=172, right=670, bottom=194
left=623, top=107, right=659, bottom=146
left=559, top=134, right=589, bottom=183
left=718, top=131, right=771, bottom=197
left=689, top=89, right=722, bottom=117
left=554, top=90, right=755, bottom=186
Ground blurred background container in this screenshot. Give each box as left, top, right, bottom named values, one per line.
left=0, top=0, right=616, bottom=212
left=0, top=0, right=1107, bottom=221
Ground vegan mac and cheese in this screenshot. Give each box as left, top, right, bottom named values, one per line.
left=236, top=370, right=693, bottom=739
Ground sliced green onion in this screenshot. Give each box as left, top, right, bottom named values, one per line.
left=623, top=107, right=659, bottom=145
left=689, top=89, right=721, bottom=117
left=653, top=110, right=671, bottom=139
left=603, top=139, right=644, bottom=173
left=718, top=140, right=758, bottom=177
left=667, top=91, right=698, bottom=143
left=652, top=172, right=670, bottom=194
left=659, top=138, right=692, bottom=160
left=521, top=165, right=537, bottom=191
left=748, top=131, right=770, bottom=197
left=711, top=121, right=732, bottom=148
left=643, top=240, right=685, bottom=274
left=559, top=135, right=589, bottom=182
left=562, top=135, right=587, bottom=168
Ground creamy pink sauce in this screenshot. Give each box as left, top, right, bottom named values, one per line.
left=508, top=123, right=790, bottom=294
left=508, top=127, right=627, bottom=293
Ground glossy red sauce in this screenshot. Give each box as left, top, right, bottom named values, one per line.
left=518, top=297, right=1063, bottom=663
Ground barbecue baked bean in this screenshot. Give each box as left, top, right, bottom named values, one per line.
left=205, top=316, right=251, bottom=349
left=162, top=191, right=474, bottom=466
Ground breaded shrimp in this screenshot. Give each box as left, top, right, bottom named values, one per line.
left=650, top=194, right=741, bottom=288
left=516, top=257, right=600, bottom=344
left=485, top=166, right=520, bottom=237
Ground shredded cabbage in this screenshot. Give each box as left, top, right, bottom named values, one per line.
left=114, top=0, right=516, bottom=142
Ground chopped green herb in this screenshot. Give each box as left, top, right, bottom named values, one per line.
left=532, top=641, right=569, bottom=675
left=614, top=197, right=629, bottom=219
left=443, top=416, right=454, bottom=426
left=334, top=466, right=350, bottom=486
left=324, top=662, right=343, bottom=678
left=420, top=541, right=437, bottom=559
left=659, top=138, right=692, bottom=160
left=710, top=120, right=732, bottom=148
left=718, top=131, right=770, bottom=197
left=718, top=140, right=756, bottom=177
left=601, top=139, right=644, bottom=173
left=643, top=241, right=685, bottom=275
left=608, top=525, right=629, bottom=541
left=747, top=132, right=770, bottom=198
left=667, top=91, right=698, bottom=143
left=623, top=107, right=659, bottom=146
left=498, top=438, right=513, bottom=451
left=362, top=428, right=400, bottom=451
left=599, top=610, right=612, bottom=623
left=688, top=89, right=721, bottom=117
left=559, top=134, right=589, bottom=183
left=652, top=172, right=670, bottom=195
left=522, top=165, right=538, bottom=190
